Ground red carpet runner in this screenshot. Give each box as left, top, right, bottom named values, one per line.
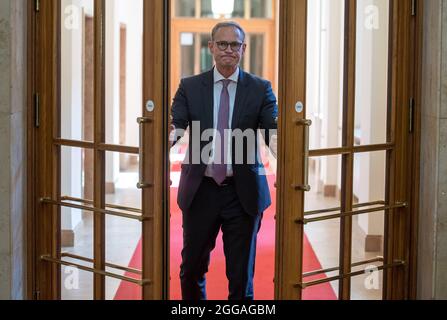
left=114, top=161, right=337, bottom=300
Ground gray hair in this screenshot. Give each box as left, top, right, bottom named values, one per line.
left=211, top=21, right=246, bottom=42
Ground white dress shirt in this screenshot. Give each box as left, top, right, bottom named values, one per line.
left=204, top=67, right=239, bottom=178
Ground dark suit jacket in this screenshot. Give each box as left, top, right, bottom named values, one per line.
left=171, top=68, right=278, bottom=216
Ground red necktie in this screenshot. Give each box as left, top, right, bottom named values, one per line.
left=212, top=79, right=231, bottom=185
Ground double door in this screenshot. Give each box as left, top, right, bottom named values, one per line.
left=30, top=0, right=419, bottom=300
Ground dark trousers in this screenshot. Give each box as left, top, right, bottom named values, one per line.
left=180, top=177, right=263, bottom=300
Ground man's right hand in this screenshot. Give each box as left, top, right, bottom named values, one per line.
left=169, top=124, right=177, bottom=149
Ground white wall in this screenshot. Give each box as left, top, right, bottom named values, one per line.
left=354, top=0, right=388, bottom=236
left=117, top=0, right=143, bottom=148
left=306, top=0, right=321, bottom=150
left=105, top=0, right=120, bottom=185
left=105, top=0, right=143, bottom=184
left=323, top=0, right=344, bottom=189
left=61, top=0, right=89, bottom=232
left=307, top=0, right=344, bottom=191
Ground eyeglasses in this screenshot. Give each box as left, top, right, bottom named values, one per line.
left=215, top=41, right=244, bottom=52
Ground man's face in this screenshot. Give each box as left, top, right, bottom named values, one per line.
left=209, top=27, right=246, bottom=71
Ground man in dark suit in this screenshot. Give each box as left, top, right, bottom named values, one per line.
left=170, top=21, right=278, bottom=300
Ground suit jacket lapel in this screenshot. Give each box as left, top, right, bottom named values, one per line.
left=232, top=70, right=249, bottom=129
left=201, top=69, right=214, bottom=130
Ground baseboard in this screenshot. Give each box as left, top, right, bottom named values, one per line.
left=61, top=230, right=75, bottom=247
left=106, top=182, right=115, bottom=194
left=309, top=158, right=316, bottom=171
left=354, top=218, right=384, bottom=253
left=365, top=235, right=383, bottom=252
left=128, top=155, right=138, bottom=166
left=324, top=184, right=337, bottom=197
left=334, top=186, right=359, bottom=204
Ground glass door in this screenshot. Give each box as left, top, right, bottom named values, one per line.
left=275, top=0, right=415, bottom=300
left=33, top=0, right=168, bottom=300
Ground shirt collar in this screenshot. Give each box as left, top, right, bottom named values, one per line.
left=214, top=67, right=239, bottom=84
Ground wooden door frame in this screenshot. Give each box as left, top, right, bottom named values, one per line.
left=26, top=0, right=170, bottom=300
left=275, top=0, right=423, bottom=300
left=407, top=0, right=423, bottom=300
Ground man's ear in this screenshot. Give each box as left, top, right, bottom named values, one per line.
left=241, top=43, right=247, bottom=55
left=208, top=40, right=214, bottom=53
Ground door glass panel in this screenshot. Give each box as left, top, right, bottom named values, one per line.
left=105, top=151, right=142, bottom=211
left=301, top=125, right=344, bottom=298
left=60, top=0, right=94, bottom=142
left=105, top=231, right=142, bottom=300
left=105, top=0, right=143, bottom=147
left=303, top=155, right=342, bottom=298
left=106, top=152, right=142, bottom=299
left=60, top=206, right=94, bottom=300
left=105, top=213, right=141, bottom=269
left=61, top=207, right=93, bottom=260
left=305, top=155, right=341, bottom=212
left=61, top=147, right=94, bottom=203
left=61, top=267, right=94, bottom=300
left=354, top=0, right=390, bottom=146
left=351, top=266, right=383, bottom=300
left=105, top=150, right=142, bottom=299
left=351, top=151, right=386, bottom=299
left=353, top=151, right=386, bottom=206
left=60, top=147, right=94, bottom=300
left=306, top=0, right=345, bottom=150
left=302, top=279, right=338, bottom=300
left=108, top=277, right=142, bottom=300
left=304, top=219, right=340, bottom=279
left=352, top=150, right=386, bottom=265
left=352, top=210, right=385, bottom=262
left=251, top=0, right=273, bottom=18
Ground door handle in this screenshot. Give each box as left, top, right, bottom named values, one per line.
left=294, top=119, right=312, bottom=192
left=137, top=117, right=153, bottom=189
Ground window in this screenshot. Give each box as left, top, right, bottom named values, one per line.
left=174, top=0, right=273, bottom=19
left=175, top=0, right=196, bottom=17
left=251, top=0, right=272, bottom=18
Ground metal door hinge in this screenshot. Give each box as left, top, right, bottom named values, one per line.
left=35, top=0, right=40, bottom=12
left=34, top=93, right=40, bottom=128
left=411, top=0, right=416, bottom=16
left=409, top=97, right=415, bottom=133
